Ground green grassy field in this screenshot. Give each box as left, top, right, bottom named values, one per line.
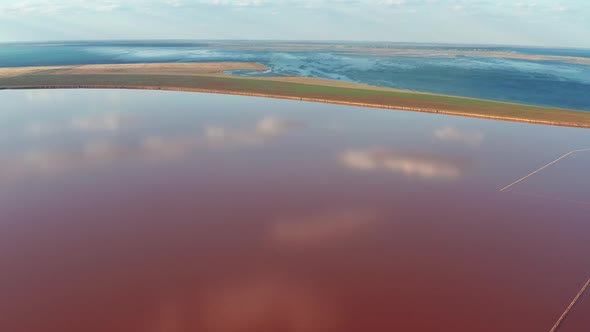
left=1, top=70, right=590, bottom=128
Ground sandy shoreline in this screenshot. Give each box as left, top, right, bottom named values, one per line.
left=3, top=84, right=589, bottom=129
left=1, top=62, right=589, bottom=128
left=0, top=62, right=407, bottom=92
left=0, top=62, right=268, bottom=78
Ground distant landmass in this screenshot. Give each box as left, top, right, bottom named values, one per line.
left=2, top=62, right=589, bottom=128
left=1, top=41, right=589, bottom=111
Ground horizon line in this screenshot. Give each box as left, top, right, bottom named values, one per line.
left=1, top=39, right=589, bottom=51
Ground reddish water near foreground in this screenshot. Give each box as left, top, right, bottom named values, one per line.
left=1, top=90, right=589, bottom=332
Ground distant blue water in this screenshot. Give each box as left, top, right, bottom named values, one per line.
left=1, top=41, right=589, bottom=111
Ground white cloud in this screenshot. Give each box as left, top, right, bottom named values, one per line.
left=205, top=0, right=267, bottom=6
left=0, top=0, right=124, bottom=15
left=0, top=0, right=588, bottom=46
left=0, top=0, right=583, bottom=15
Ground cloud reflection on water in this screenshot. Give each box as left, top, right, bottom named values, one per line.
left=200, top=277, right=340, bottom=332
left=269, top=209, right=378, bottom=248
left=0, top=141, right=131, bottom=181
left=205, top=116, right=304, bottom=147
left=141, top=116, right=304, bottom=160
left=141, top=135, right=202, bottom=161
left=25, top=89, right=66, bottom=102
left=1, top=116, right=304, bottom=182
left=434, top=126, right=484, bottom=146
left=25, top=113, right=134, bottom=137
left=340, top=148, right=470, bottom=180
left=71, top=113, right=132, bottom=132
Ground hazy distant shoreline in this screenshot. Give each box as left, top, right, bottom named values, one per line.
left=1, top=62, right=589, bottom=128
left=208, top=42, right=590, bottom=65
left=2, top=41, right=589, bottom=111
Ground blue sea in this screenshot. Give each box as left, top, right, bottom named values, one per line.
left=1, top=41, right=589, bottom=111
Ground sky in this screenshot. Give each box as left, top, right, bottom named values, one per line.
left=0, top=0, right=589, bottom=48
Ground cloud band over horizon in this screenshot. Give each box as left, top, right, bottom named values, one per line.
left=0, top=0, right=588, bottom=48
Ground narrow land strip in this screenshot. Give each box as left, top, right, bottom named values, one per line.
left=1, top=63, right=590, bottom=128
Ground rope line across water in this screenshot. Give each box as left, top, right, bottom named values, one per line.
left=500, top=148, right=590, bottom=192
